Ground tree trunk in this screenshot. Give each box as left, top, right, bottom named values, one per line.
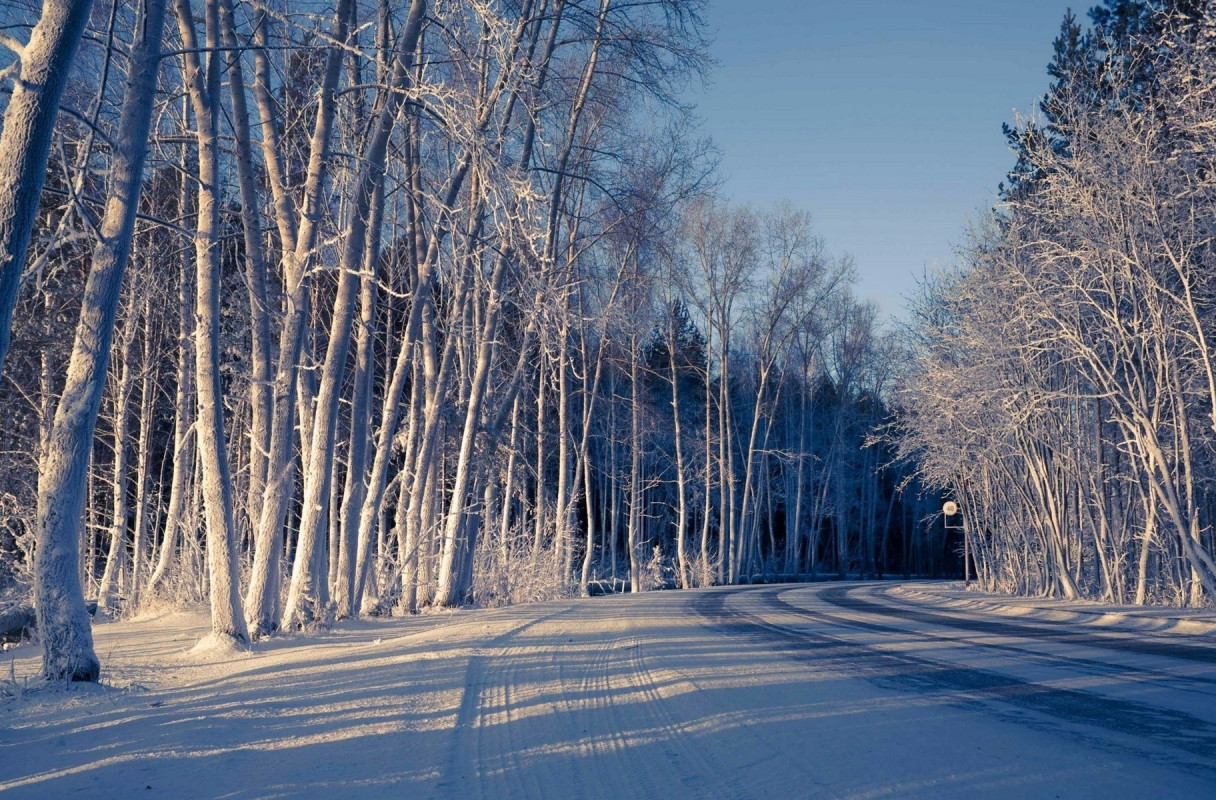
left=281, top=0, right=423, bottom=631
left=148, top=171, right=196, bottom=596
left=244, top=0, right=354, bottom=637
left=96, top=322, right=136, bottom=613
left=217, top=0, right=273, bottom=540
left=628, top=335, right=644, bottom=592
left=128, top=305, right=157, bottom=609
left=667, top=309, right=690, bottom=589
left=334, top=187, right=382, bottom=618
left=34, top=0, right=166, bottom=682
left=0, top=0, right=94, bottom=377
left=176, top=0, right=249, bottom=645
left=435, top=260, right=511, bottom=606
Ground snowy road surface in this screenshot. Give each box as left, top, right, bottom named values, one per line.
left=3, top=582, right=1216, bottom=798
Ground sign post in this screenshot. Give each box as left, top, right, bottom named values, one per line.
left=943, top=501, right=967, bottom=588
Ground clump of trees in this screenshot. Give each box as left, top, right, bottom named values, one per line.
left=1, top=0, right=951, bottom=683
left=897, top=1, right=1216, bottom=607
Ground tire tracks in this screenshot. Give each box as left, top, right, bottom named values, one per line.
left=561, top=605, right=750, bottom=799
left=803, top=584, right=1216, bottom=697
left=437, top=605, right=578, bottom=800
left=820, top=584, right=1216, bottom=665
left=441, top=599, right=749, bottom=800
left=690, top=585, right=1216, bottom=778
left=609, top=634, right=749, bottom=800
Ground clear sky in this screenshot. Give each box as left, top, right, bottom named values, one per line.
left=689, top=0, right=1081, bottom=322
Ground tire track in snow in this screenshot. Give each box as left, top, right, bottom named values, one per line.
left=563, top=632, right=637, bottom=797
left=437, top=605, right=577, bottom=800
left=604, top=633, right=748, bottom=800
left=443, top=597, right=758, bottom=800
left=635, top=610, right=818, bottom=800
left=501, top=602, right=748, bottom=800
left=690, top=585, right=1216, bottom=779
left=820, top=584, right=1216, bottom=665
left=801, top=584, right=1216, bottom=700
left=599, top=636, right=671, bottom=800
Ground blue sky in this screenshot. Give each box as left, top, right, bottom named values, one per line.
left=689, top=0, right=1081, bottom=321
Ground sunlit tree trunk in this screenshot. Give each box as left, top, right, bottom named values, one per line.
left=148, top=169, right=196, bottom=596
left=627, top=333, right=644, bottom=592
left=245, top=0, right=353, bottom=637
left=175, top=0, right=249, bottom=645
left=217, top=0, right=272, bottom=539
left=0, top=0, right=94, bottom=378
left=35, top=0, right=166, bottom=681
left=129, top=312, right=157, bottom=608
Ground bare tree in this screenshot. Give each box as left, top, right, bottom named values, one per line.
left=174, top=0, right=248, bottom=645
left=34, top=0, right=166, bottom=681
left=0, top=0, right=94, bottom=380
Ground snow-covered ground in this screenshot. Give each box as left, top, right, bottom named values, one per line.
left=3, top=582, right=1215, bottom=798
left=891, top=581, right=1216, bottom=635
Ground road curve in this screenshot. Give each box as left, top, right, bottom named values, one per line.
left=434, top=582, right=1216, bottom=799
left=5, top=582, right=1216, bottom=799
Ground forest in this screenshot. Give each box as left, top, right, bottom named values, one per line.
left=6, top=0, right=1216, bottom=687
left=897, top=1, right=1216, bottom=609
left=0, top=0, right=948, bottom=683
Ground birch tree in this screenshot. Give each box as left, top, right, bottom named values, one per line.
left=34, top=0, right=166, bottom=681
left=174, top=0, right=248, bottom=644
left=0, top=0, right=94, bottom=381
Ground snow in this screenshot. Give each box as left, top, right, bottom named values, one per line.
left=2, top=582, right=1215, bottom=798
left=891, top=582, right=1216, bottom=635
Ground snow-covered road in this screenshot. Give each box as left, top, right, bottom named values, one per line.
left=3, top=583, right=1215, bottom=798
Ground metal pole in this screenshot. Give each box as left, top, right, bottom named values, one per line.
left=943, top=501, right=967, bottom=588
left=963, top=523, right=970, bottom=588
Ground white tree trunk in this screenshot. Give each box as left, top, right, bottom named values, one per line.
left=281, top=19, right=421, bottom=628
left=244, top=0, right=353, bottom=637
left=217, top=0, right=273, bottom=540
left=0, top=0, right=94, bottom=378
left=34, top=0, right=166, bottom=682
left=96, top=322, right=136, bottom=612
left=128, top=316, right=157, bottom=609
left=175, top=0, right=249, bottom=645
left=148, top=171, right=196, bottom=596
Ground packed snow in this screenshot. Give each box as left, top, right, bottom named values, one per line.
left=3, top=582, right=1215, bottom=798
